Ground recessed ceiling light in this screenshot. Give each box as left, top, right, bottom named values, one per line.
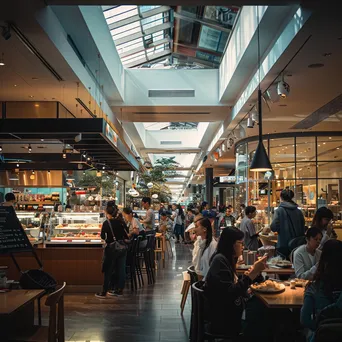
left=34, top=104, right=40, bottom=107
left=308, top=63, right=324, bottom=68
left=41, top=139, right=44, bottom=142
left=329, top=137, right=332, bottom=139
left=323, top=142, right=326, bottom=145
left=29, top=95, right=34, bottom=98
left=14, top=84, right=17, bottom=87
left=337, top=147, right=340, bottom=150
left=318, top=144, right=321, bottom=147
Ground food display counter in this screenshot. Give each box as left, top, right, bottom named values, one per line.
left=1, top=211, right=106, bottom=291
left=47, top=212, right=104, bottom=247
left=17, top=211, right=45, bottom=245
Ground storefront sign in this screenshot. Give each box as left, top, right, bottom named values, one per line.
left=105, top=123, right=118, bottom=147
left=219, top=176, right=236, bottom=183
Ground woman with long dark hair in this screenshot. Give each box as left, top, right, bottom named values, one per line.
left=312, top=207, right=337, bottom=249
left=301, top=239, right=342, bottom=340
left=96, top=206, right=129, bottom=298
left=271, top=188, right=305, bottom=258
left=192, top=218, right=217, bottom=277
left=205, top=228, right=267, bottom=337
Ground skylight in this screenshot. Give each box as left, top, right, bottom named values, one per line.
left=143, top=122, right=199, bottom=130
left=148, top=153, right=197, bottom=168
left=103, top=5, right=241, bottom=69
left=103, top=5, right=172, bottom=68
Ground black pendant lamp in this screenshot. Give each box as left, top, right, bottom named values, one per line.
left=250, top=7, right=272, bottom=172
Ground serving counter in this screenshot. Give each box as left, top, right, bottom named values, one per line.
left=1, top=211, right=106, bottom=291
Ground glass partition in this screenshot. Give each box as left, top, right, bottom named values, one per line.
left=235, top=133, right=342, bottom=226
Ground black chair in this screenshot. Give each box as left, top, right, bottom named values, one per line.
left=138, top=231, right=156, bottom=285
left=315, top=319, right=342, bottom=342
left=191, top=281, right=241, bottom=342
left=126, top=237, right=140, bottom=292
left=188, top=266, right=199, bottom=337
left=188, top=265, right=199, bottom=285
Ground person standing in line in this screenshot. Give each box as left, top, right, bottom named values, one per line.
left=139, top=197, right=155, bottom=231
left=184, top=208, right=195, bottom=244
left=172, top=203, right=185, bottom=243
left=240, top=206, right=260, bottom=251
left=311, top=207, right=337, bottom=249
left=96, top=206, right=129, bottom=298
left=271, top=188, right=305, bottom=258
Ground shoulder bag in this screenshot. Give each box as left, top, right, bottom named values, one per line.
left=107, top=219, right=128, bottom=254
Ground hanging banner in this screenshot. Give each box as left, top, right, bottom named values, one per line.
left=105, top=123, right=118, bottom=147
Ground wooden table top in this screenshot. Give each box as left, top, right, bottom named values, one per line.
left=237, top=266, right=295, bottom=275
left=0, top=289, right=45, bottom=315
left=253, top=285, right=304, bottom=309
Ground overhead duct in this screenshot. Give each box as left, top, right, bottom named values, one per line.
left=291, top=93, right=342, bottom=129
left=148, top=90, right=195, bottom=97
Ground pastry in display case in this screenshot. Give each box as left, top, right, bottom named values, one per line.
left=46, top=212, right=105, bottom=247
left=17, top=212, right=43, bottom=244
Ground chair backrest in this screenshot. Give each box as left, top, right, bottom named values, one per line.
left=315, top=320, right=342, bottom=342
left=146, top=232, right=156, bottom=250
left=191, top=281, right=205, bottom=342
left=187, top=265, right=199, bottom=285
left=45, top=282, right=66, bottom=342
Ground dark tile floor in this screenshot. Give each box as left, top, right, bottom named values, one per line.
left=43, top=243, right=193, bottom=342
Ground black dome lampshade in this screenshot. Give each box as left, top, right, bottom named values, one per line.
left=249, top=6, right=272, bottom=173
left=250, top=140, right=272, bottom=172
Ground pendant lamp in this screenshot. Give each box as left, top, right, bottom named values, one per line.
left=250, top=7, right=272, bottom=172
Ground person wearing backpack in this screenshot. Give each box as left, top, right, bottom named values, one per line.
left=270, top=188, right=305, bottom=259
left=172, top=203, right=185, bottom=244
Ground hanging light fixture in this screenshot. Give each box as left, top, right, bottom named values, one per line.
left=250, top=7, right=272, bottom=173
left=28, top=144, right=32, bottom=153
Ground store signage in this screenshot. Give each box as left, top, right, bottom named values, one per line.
left=219, top=176, right=236, bottom=183
left=105, top=123, right=118, bottom=147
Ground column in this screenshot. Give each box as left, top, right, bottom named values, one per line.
left=219, top=188, right=224, bottom=207
left=205, top=168, right=214, bottom=208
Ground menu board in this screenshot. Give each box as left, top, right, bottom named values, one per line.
left=0, top=206, right=32, bottom=254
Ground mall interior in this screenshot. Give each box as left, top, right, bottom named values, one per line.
left=1, top=0, right=342, bottom=341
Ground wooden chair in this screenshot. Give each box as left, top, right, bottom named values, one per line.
left=10, top=282, right=66, bottom=342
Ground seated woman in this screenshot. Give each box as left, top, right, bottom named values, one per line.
left=122, top=207, right=147, bottom=249
left=312, top=207, right=338, bottom=249
left=301, top=239, right=342, bottom=341
left=205, top=228, right=267, bottom=337
left=293, top=227, right=322, bottom=280
left=192, top=218, right=217, bottom=278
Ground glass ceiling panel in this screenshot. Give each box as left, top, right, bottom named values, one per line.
left=143, top=122, right=200, bottom=130
left=102, top=5, right=241, bottom=69
left=148, top=153, right=197, bottom=168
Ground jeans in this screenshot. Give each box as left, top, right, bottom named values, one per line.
left=102, top=247, right=127, bottom=293
left=174, top=223, right=184, bottom=241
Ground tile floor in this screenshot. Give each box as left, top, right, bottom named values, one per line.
left=43, top=243, right=193, bottom=342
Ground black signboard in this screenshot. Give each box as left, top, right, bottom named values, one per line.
left=0, top=206, right=32, bottom=254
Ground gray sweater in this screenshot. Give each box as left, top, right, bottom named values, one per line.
left=293, top=244, right=321, bottom=280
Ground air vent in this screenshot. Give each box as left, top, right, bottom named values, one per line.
left=160, top=141, right=182, bottom=145
left=291, top=93, right=342, bottom=129
left=148, top=90, right=195, bottom=98
left=133, top=112, right=209, bottom=115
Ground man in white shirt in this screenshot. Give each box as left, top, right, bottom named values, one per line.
left=140, top=197, right=155, bottom=231
left=240, top=206, right=260, bottom=251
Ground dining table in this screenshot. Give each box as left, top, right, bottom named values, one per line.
left=0, top=289, right=45, bottom=339
left=237, top=266, right=295, bottom=276
left=253, top=285, right=304, bottom=309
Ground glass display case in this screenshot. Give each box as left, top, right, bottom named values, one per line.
left=17, top=211, right=42, bottom=245
left=46, top=212, right=105, bottom=247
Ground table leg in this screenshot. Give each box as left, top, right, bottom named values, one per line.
left=38, top=296, right=42, bottom=325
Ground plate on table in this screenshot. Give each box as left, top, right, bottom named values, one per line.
left=251, top=280, right=286, bottom=294
left=275, top=261, right=293, bottom=268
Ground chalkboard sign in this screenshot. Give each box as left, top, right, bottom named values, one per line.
left=0, top=206, right=32, bottom=254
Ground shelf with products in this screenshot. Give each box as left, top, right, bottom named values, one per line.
left=46, top=212, right=105, bottom=247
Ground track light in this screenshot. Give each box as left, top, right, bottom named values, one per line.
left=62, top=149, right=66, bottom=158
left=32, top=170, right=35, bottom=174
left=247, top=113, right=254, bottom=128
left=102, top=166, right=105, bottom=170
left=28, top=144, right=32, bottom=153
left=277, top=75, right=290, bottom=98
left=48, top=170, right=51, bottom=174
left=82, top=153, right=87, bottom=158
left=74, top=133, right=82, bottom=143
left=0, top=53, right=4, bottom=66
left=0, top=145, right=2, bottom=152
left=16, top=162, right=20, bottom=167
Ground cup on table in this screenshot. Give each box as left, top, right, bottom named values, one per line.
left=290, top=280, right=296, bottom=289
